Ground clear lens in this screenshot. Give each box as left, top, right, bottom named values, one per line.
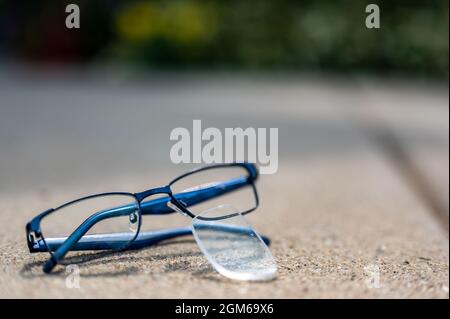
left=171, top=166, right=257, bottom=216
left=192, top=205, right=277, bottom=281
left=40, top=194, right=140, bottom=254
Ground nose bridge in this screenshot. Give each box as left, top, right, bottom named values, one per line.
left=136, top=185, right=171, bottom=201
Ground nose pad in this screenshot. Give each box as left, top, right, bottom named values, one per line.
left=128, top=209, right=139, bottom=232
left=167, top=201, right=188, bottom=217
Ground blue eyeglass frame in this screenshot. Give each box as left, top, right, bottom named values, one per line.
left=26, top=163, right=266, bottom=273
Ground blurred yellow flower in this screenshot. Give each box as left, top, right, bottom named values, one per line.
left=116, top=2, right=160, bottom=42
left=161, top=2, right=215, bottom=45
left=115, top=1, right=215, bottom=45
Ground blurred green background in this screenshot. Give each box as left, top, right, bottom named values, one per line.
left=0, top=0, right=448, bottom=78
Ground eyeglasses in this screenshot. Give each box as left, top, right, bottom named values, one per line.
left=26, top=163, right=277, bottom=281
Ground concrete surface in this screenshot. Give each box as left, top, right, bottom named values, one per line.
left=0, top=70, right=448, bottom=298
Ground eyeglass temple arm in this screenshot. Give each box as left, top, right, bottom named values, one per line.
left=32, top=226, right=271, bottom=252
left=41, top=176, right=254, bottom=273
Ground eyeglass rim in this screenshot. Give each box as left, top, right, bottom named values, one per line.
left=167, top=163, right=259, bottom=218
left=34, top=192, right=143, bottom=270
left=168, top=162, right=258, bottom=186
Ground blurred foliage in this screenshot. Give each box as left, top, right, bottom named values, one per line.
left=0, top=0, right=448, bottom=77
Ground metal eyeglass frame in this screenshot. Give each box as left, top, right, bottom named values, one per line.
left=26, top=163, right=266, bottom=273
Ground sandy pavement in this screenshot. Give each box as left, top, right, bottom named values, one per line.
left=0, top=70, right=448, bottom=298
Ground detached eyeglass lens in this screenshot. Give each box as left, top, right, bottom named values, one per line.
left=191, top=204, right=277, bottom=281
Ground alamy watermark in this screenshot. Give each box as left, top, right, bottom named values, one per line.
left=65, top=264, right=80, bottom=289
left=170, top=120, right=278, bottom=174
left=364, top=264, right=381, bottom=289
left=64, top=4, right=378, bottom=30
left=365, top=4, right=380, bottom=29
left=65, top=4, right=80, bottom=29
